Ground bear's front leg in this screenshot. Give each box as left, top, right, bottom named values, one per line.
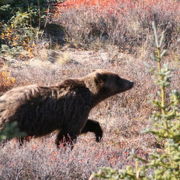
left=81, top=119, right=103, bottom=142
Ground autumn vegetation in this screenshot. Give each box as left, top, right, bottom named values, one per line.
left=0, top=0, right=179, bottom=179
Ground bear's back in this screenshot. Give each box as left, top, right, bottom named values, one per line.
left=0, top=80, right=93, bottom=135
left=0, top=85, right=41, bottom=127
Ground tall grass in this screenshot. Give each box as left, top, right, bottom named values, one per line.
left=54, top=0, right=180, bottom=51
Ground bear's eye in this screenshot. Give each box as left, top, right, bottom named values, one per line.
left=101, top=75, right=107, bottom=81
left=115, top=76, right=120, bottom=82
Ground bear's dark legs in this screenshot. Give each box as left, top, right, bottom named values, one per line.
left=55, top=130, right=77, bottom=149
left=18, top=137, right=25, bottom=146
left=81, top=119, right=103, bottom=142
left=18, top=136, right=31, bottom=146
left=0, top=139, right=9, bottom=147
left=55, top=119, right=103, bottom=150
left=0, top=136, right=30, bottom=147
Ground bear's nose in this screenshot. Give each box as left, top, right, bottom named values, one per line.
left=129, top=82, right=134, bottom=89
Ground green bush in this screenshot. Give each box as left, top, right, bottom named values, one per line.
left=0, top=10, right=44, bottom=57
left=90, top=22, right=180, bottom=180
left=0, top=0, right=48, bottom=24
left=0, top=122, right=26, bottom=142
left=0, top=0, right=55, bottom=57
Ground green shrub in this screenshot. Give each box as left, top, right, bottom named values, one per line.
left=0, top=122, right=26, bottom=142
left=0, top=0, right=54, bottom=57
left=0, top=0, right=48, bottom=24
left=90, top=22, right=180, bottom=180
left=0, top=10, right=42, bottom=58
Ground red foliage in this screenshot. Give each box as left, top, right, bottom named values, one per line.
left=57, top=0, right=117, bottom=9
left=55, top=0, right=180, bottom=15
left=55, top=0, right=132, bottom=13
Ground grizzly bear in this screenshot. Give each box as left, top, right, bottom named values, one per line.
left=0, top=70, right=133, bottom=148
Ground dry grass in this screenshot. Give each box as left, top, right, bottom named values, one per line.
left=0, top=0, right=179, bottom=179
left=0, top=45, right=179, bottom=179
left=54, top=0, right=180, bottom=52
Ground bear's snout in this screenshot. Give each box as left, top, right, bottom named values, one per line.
left=119, top=78, right=134, bottom=92
left=128, top=81, right=134, bottom=89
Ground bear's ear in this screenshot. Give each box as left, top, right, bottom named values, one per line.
left=95, top=73, right=107, bottom=85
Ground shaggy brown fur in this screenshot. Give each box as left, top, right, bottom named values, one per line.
left=0, top=70, right=133, bottom=148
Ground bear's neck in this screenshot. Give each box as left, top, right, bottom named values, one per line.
left=92, top=89, right=111, bottom=108
left=81, top=77, right=110, bottom=108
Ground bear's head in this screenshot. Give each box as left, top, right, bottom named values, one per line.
left=94, top=70, right=134, bottom=96
left=83, top=70, right=134, bottom=106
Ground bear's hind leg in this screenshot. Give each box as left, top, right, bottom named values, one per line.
left=18, top=136, right=31, bottom=146
left=55, top=130, right=77, bottom=150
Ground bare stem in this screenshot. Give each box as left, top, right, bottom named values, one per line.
left=157, top=48, right=166, bottom=115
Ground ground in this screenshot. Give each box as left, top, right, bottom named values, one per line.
left=0, top=46, right=179, bottom=179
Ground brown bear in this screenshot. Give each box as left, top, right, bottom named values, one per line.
left=0, top=70, right=133, bottom=148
